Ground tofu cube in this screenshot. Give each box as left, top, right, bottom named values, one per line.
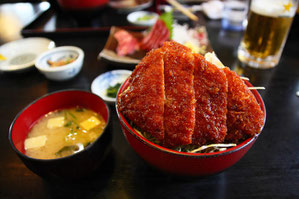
left=79, top=116, right=101, bottom=131
left=24, top=135, right=47, bottom=150
left=47, top=117, right=65, bottom=129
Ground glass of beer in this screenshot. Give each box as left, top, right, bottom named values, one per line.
left=237, top=0, right=298, bottom=69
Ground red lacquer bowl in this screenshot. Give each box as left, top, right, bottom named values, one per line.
left=9, top=90, right=111, bottom=179
left=116, top=79, right=266, bottom=176
left=57, top=0, right=108, bottom=10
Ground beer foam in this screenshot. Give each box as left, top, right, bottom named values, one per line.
left=251, top=0, right=297, bottom=17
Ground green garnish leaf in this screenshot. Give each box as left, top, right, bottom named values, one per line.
left=137, top=15, right=155, bottom=22
left=67, top=111, right=77, bottom=120
left=64, top=121, right=73, bottom=127
left=106, top=83, right=121, bottom=98
left=75, top=107, right=85, bottom=112
left=160, top=11, right=173, bottom=39
left=55, top=145, right=79, bottom=157
left=64, top=110, right=77, bottom=120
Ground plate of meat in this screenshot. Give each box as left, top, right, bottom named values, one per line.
left=99, top=27, right=146, bottom=66
left=99, top=18, right=171, bottom=66
left=99, top=15, right=213, bottom=66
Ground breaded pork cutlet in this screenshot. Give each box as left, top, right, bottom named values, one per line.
left=118, top=48, right=165, bottom=142
left=192, top=54, right=228, bottom=145
left=118, top=41, right=265, bottom=150
left=224, top=68, right=265, bottom=143
left=162, top=41, right=196, bottom=147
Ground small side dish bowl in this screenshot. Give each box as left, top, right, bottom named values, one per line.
left=35, top=46, right=84, bottom=81
left=127, top=11, right=159, bottom=26
left=116, top=79, right=266, bottom=176
left=9, top=90, right=111, bottom=179
left=91, top=70, right=132, bottom=105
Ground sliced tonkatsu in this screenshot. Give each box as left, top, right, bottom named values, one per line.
left=118, top=41, right=265, bottom=151
left=161, top=41, right=196, bottom=147
left=192, top=54, right=228, bottom=145
left=223, top=68, right=265, bottom=143
left=117, top=48, right=165, bottom=142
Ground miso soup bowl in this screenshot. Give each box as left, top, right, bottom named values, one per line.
left=116, top=79, right=266, bottom=176
left=9, top=90, right=111, bottom=179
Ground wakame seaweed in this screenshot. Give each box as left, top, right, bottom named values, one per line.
left=55, top=145, right=79, bottom=157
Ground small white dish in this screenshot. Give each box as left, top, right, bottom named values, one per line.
left=0, top=37, right=55, bottom=72
left=202, top=0, right=224, bottom=20
left=35, top=46, right=84, bottom=81
left=91, top=70, right=132, bottom=104
left=109, top=0, right=152, bottom=13
left=127, top=11, right=159, bottom=26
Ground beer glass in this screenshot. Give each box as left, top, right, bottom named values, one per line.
left=237, top=0, right=298, bottom=69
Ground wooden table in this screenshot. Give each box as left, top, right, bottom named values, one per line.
left=0, top=2, right=299, bottom=199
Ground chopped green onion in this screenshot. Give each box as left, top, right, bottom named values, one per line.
left=64, top=121, right=73, bottom=127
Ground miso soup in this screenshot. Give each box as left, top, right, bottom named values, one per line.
left=25, top=107, right=106, bottom=159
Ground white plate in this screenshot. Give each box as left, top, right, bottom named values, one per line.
left=91, top=70, right=132, bottom=104
left=109, top=0, right=153, bottom=13
left=0, top=37, right=55, bottom=72
left=127, top=11, right=159, bottom=26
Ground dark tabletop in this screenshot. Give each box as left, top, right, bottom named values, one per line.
left=0, top=2, right=298, bottom=199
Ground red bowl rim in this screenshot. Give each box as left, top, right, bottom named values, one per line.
left=116, top=78, right=266, bottom=158
left=8, top=89, right=110, bottom=162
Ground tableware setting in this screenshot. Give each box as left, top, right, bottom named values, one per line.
left=0, top=37, right=55, bottom=72
left=5, top=2, right=267, bottom=180
left=2, top=0, right=299, bottom=197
